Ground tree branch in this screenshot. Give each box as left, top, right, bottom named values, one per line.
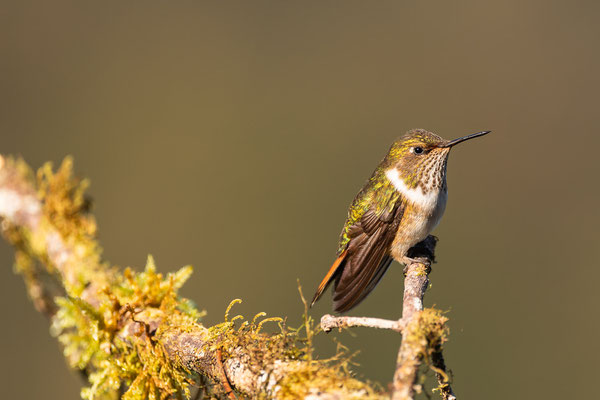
left=320, top=237, right=455, bottom=400
left=0, top=155, right=384, bottom=399
left=320, top=314, right=406, bottom=333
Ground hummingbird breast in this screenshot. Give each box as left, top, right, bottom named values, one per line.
left=385, top=166, right=448, bottom=261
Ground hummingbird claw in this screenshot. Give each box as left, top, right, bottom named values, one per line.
left=401, top=256, right=432, bottom=274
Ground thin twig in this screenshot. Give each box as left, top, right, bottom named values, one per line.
left=431, top=347, right=456, bottom=400
left=320, top=314, right=406, bottom=332
left=216, top=348, right=237, bottom=400
left=391, top=236, right=456, bottom=400
left=391, top=259, right=432, bottom=400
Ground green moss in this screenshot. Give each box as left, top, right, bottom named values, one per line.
left=37, top=157, right=96, bottom=239
left=3, top=157, right=387, bottom=399
left=184, top=289, right=386, bottom=400
left=49, top=255, right=204, bottom=400
left=400, top=308, right=450, bottom=397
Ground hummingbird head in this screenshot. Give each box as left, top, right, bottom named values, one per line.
left=384, top=129, right=490, bottom=196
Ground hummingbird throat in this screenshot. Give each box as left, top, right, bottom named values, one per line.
left=385, top=168, right=441, bottom=208
left=384, top=153, right=448, bottom=209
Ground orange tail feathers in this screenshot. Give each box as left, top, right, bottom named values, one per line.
left=310, top=250, right=347, bottom=307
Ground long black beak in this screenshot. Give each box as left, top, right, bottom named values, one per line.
left=443, top=130, right=491, bottom=148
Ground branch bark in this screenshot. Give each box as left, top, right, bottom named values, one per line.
left=321, top=314, right=406, bottom=333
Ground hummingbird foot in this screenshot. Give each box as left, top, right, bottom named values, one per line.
left=401, top=256, right=432, bottom=275
left=401, top=235, right=438, bottom=274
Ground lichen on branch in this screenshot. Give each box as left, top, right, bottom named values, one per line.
left=0, top=155, right=384, bottom=400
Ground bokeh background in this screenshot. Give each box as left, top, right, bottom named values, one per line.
left=2, top=1, right=599, bottom=399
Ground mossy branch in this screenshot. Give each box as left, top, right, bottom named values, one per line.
left=0, top=155, right=385, bottom=400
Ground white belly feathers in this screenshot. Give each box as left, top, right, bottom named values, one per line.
left=385, top=167, right=448, bottom=256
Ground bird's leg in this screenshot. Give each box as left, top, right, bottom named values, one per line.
left=401, top=256, right=432, bottom=274
left=402, top=235, right=438, bottom=274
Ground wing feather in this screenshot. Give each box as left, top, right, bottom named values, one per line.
left=333, top=255, right=393, bottom=312
left=311, top=174, right=404, bottom=312
left=311, top=199, right=404, bottom=312
left=310, top=250, right=347, bottom=307
left=333, top=231, right=388, bottom=312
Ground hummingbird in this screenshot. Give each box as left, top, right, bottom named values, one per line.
left=311, top=129, right=490, bottom=313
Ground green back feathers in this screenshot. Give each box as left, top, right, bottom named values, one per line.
left=336, top=166, right=400, bottom=255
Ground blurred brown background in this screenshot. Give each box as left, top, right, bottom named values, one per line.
left=2, top=1, right=599, bottom=399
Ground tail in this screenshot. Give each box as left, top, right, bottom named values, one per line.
left=310, top=250, right=347, bottom=307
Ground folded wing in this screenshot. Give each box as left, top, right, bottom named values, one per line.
left=311, top=201, right=404, bottom=312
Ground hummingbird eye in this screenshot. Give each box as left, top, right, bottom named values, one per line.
left=413, top=146, right=424, bottom=154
